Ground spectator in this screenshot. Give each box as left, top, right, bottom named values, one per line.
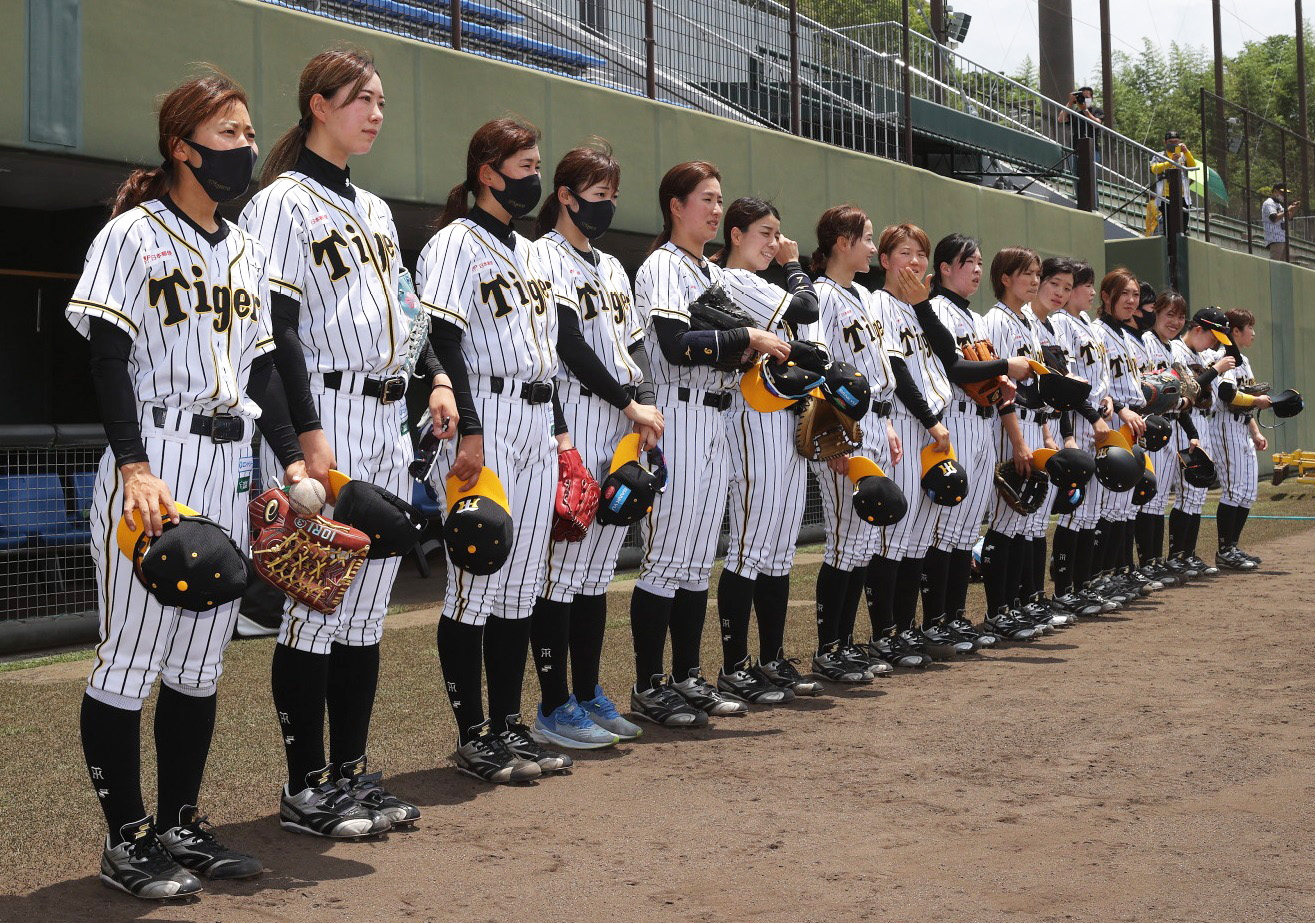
left=1261, top=181, right=1298, bottom=261
left=1058, top=86, right=1103, bottom=169
left=1150, top=130, right=1195, bottom=236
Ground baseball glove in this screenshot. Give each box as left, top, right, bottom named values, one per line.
left=1186, top=362, right=1214, bottom=411
left=796, top=395, right=863, bottom=461
left=1241, top=382, right=1271, bottom=396
left=959, top=338, right=1010, bottom=407
left=552, top=448, right=601, bottom=543
left=689, top=283, right=757, bottom=371
left=248, top=487, right=370, bottom=614
left=1141, top=368, right=1182, bottom=415
left=1170, top=362, right=1200, bottom=405
left=994, top=461, right=1050, bottom=515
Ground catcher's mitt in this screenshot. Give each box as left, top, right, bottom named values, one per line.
left=1240, top=382, right=1271, bottom=396
left=959, top=338, right=1010, bottom=407
left=994, top=461, right=1050, bottom=515
left=1140, top=368, right=1182, bottom=415
left=248, top=487, right=370, bottom=614
left=796, top=396, right=863, bottom=461
left=552, top=448, right=601, bottom=542
left=688, top=283, right=756, bottom=371
left=1170, top=362, right=1201, bottom=405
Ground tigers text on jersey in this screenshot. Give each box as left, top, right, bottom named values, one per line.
left=1094, top=317, right=1143, bottom=406
left=633, top=243, right=734, bottom=393
left=240, top=170, right=405, bottom=377
left=929, top=293, right=988, bottom=404
left=532, top=230, right=641, bottom=390
left=67, top=197, right=272, bottom=418
left=877, top=289, right=951, bottom=416
left=982, top=302, right=1043, bottom=365
left=416, top=218, right=557, bottom=382
left=812, top=276, right=896, bottom=402
left=1141, top=332, right=1175, bottom=372
left=1050, top=311, right=1110, bottom=409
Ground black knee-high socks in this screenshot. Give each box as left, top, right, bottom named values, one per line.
left=326, top=641, right=380, bottom=772
left=569, top=593, right=608, bottom=701
left=1168, top=507, right=1190, bottom=557
left=1006, top=534, right=1028, bottom=606
left=944, top=548, right=973, bottom=622
left=630, top=587, right=672, bottom=688
left=81, top=693, right=145, bottom=844
left=920, top=547, right=951, bottom=625
left=271, top=643, right=329, bottom=787
left=815, top=563, right=847, bottom=651
left=154, top=685, right=217, bottom=829
left=893, top=556, right=924, bottom=631
left=484, top=615, right=533, bottom=728
left=670, top=588, right=709, bottom=679
left=717, top=569, right=755, bottom=671
left=754, top=573, right=791, bottom=662
left=1135, top=512, right=1161, bottom=565
left=864, top=555, right=900, bottom=637
left=838, top=566, right=867, bottom=644
left=530, top=597, right=572, bottom=714
left=981, top=529, right=1012, bottom=614
left=1073, top=527, right=1096, bottom=587
left=1052, top=526, right=1078, bottom=596
left=436, top=616, right=485, bottom=744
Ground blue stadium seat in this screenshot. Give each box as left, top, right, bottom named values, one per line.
left=411, top=480, right=441, bottom=519
left=33, top=473, right=92, bottom=546
left=0, top=476, right=40, bottom=550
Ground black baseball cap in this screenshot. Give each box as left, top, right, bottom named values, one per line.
left=1272, top=181, right=1289, bottom=192
left=1165, top=130, right=1182, bottom=142
left=444, top=468, right=514, bottom=576
left=819, top=360, right=871, bottom=421
left=1191, top=307, right=1233, bottom=344
left=333, top=479, right=426, bottom=559
left=1033, top=447, right=1096, bottom=489
left=133, top=514, right=249, bottom=612
left=846, top=457, right=907, bottom=526
left=595, top=434, right=667, bottom=527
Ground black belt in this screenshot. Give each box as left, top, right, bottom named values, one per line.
left=952, top=399, right=995, bottom=419
left=489, top=376, right=555, bottom=404
left=151, top=407, right=245, bottom=444
left=579, top=383, right=640, bottom=402
left=322, top=371, right=407, bottom=404
left=1015, top=406, right=1052, bottom=423
left=872, top=400, right=894, bottom=418
left=677, top=387, right=732, bottom=411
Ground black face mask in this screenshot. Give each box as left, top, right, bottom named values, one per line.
left=491, top=170, right=541, bottom=219
left=567, top=189, right=616, bottom=240
left=1134, top=307, right=1157, bottom=332
left=182, top=139, right=257, bottom=203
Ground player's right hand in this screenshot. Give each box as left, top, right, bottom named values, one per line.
left=120, top=462, right=178, bottom=537
left=1118, top=407, right=1146, bottom=438
left=927, top=422, right=951, bottom=453
left=1213, top=355, right=1237, bottom=374
left=774, top=235, right=800, bottom=265
left=624, top=401, right=665, bottom=447
left=1253, top=394, right=1274, bottom=409
left=299, top=429, right=337, bottom=491
left=887, top=421, right=903, bottom=466
left=451, top=434, right=484, bottom=491
left=283, top=460, right=308, bottom=485
left=1005, top=356, right=1034, bottom=380
left=827, top=455, right=850, bottom=475
left=747, top=328, right=791, bottom=361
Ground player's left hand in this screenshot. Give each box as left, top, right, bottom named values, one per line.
left=1093, top=417, right=1112, bottom=438
left=1253, top=432, right=1268, bottom=450
left=1253, top=394, right=1274, bottom=410
left=1189, top=438, right=1200, bottom=449
left=927, top=422, right=950, bottom=453
left=1100, top=396, right=1114, bottom=418
left=1118, top=407, right=1146, bottom=438
left=1064, top=436, right=1078, bottom=449
left=1043, top=434, right=1059, bottom=451
left=429, top=377, right=459, bottom=438
left=827, top=455, right=850, bottom=475
left=451, top=434, right=484, bottom=491
left=283, top=460, right=308, bottom=485
left=298, top=429, right=337, bottom=492
left=887, top=422, right=903, bottom=466
left=747, top=328, right=791, bottom=361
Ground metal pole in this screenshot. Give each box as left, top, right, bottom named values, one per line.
left=644, top=0, right=656, bottom=100
left=1076, top=137, right=1097, bottom=211
left=1281, top=131, right=1292, bottom=261
left=1167, top=170, right=1183, bottom=288
left=930, top=0, right=946, bottom=106
left=450, top=0, right=462, bottom=51
left=1243, top=108, right=1254, bottom=254
left=1100, top=0, right=1114, bottom=130
left=788, top=0, right=801, bottom=135
left=1037, top=0, right=1075, bottom=106
left=1298, top=0, right=1310, bottom=238
left=901, top=0, right=914, bottom=165
left=1200, top=87, right=1212, bottom=242
left=1213, top=0, right=1228, bottom=185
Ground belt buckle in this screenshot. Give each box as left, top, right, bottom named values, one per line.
left=210, top=413, right=240, bottom=444
left=717, top=392, right=732, bottom=411
left=380, top=376, right=407, bottom=404
left=527, top=382, right=553, bottom=404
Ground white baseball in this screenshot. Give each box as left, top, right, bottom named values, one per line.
left=287, top=478, right=327, bottom=515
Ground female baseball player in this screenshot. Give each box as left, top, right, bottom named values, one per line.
left=417, top=117, right=574, bottom=780
left=1049, top=260, right=1121, bottom=612
left=805, top=205, right=910, bottom=679
left=627, top=162, right=791, bottom=726
left=72, top=71, right=303, bottom=898
left=1089, top=269, right=1151, bottom=599
left=527, top=141, right=662, bottom=748
left=712, top=196, right=823, bottom=700
left=1213, top=309, right=1273, bottom=568
left=243, top=48, right=455, bottom=825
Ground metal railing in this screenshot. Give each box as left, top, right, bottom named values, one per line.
left=1199, top=88, right=1314, bottom=263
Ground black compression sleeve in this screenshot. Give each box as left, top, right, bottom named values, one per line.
left=556, top=303, right=631, bottom=408
left=1060, top=411, right=1075, bottom=439
left=429, top=318, right=481, bottom=436
left=1195, top=366, right=1219, bottom=389
left=780, top=261, right=819, bottom=325
left=628, top=340, right=657, bottom=405
left=88, top=318, right=147, bottom=466
left=249, top=355, right=304, bottom=468
left=913, top=300, right=1008, bottom=383
left=1178, top=410, right=1199, bottom=441
left=653, top=315, right=735, bottom=366
left=1218, top=381, right=1237, bottom=403
left=417, top=341, right=444, bottom=380
left=1077, top=402, right=1102, bottom=425
left=889, top=356, right=939, bottom=429
left=551, top=391, right=568, bottom=436
left=271, top=292, right=321, bottom=435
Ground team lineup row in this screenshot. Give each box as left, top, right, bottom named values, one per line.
left=66, top=47, right=1290, bottom=902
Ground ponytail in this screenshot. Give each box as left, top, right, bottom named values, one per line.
left=648, top=161, right=720, bottom=256
left=437, top=181, right=472, bottom=230
left=260, top=117, right=310, bottom=188
left=437, top=117, right=541, bottom=232
left=808, top=246, right=828, bottom=276
left=112, top=166, right=172, bottom=217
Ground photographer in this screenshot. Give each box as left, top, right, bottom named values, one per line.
left=1150, top=130, right=1196, bottom=236
left=1261, top=181, right=1299, bottom=261
left=1059, top=86, right=1104, bottom=168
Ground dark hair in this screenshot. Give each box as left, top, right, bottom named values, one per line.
left=649, top=161, right=721, bottom=254
left=1154, top=290, right=1187, bottom=317
left=260, top=47, right=377, bottom=188
left=438, top=116, right=541, bottom=230
left=810, top=204, right=868, bottom=275
left=112, top=69, right=249, bottom=217
left=989, top=246, right=1040, bottom=301
left=1099, top=267, right=1139, bottom=315
left=876, top=223, right=931, bottom=268
left=710, top=196, right=780, bottom=265
left=535, top=138, right=620, bottom=237
left=1225, top=308, right=1256, bottom=330
left=931, top=233, right=980, bottom=286
left=1071, top=259, right=1095, bottom=287
left=1040, top=256, right=1076, bottom=283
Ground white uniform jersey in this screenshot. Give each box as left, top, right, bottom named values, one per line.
left=982, top=302, right=1044, bottom=365
left=532, top=230, right=641, bottom=392
left=634, top=243, right=732, bottom=393
left=721, top=268, right=811, bottom=339
left=1051, top=311, right=1110, bottom=409
left=68, top=199, right=273, bottom=417
left=812, top=276, right=896, bottom=402
left=930, top=292, right=988, bottom=403
left=1215, top=350, right=1257, bottom=402
left=1031, top=308, right=1063, bottom=362
left=1094, top=317, right=1143, bottom=406
left=877, top=289, right=951, bottom=417
left=1142, top=332, right=1175, bottom=372
left=417, top=218, right=556, bottom=382
left=240, top=170, right=405, bottom=377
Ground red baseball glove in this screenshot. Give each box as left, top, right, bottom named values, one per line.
left=248, top=487, right=371, bottom=614
left=552, top=448, right=600, bottom=542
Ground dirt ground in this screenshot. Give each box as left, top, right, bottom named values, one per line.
left=3, top=494, right=1315, bottom=922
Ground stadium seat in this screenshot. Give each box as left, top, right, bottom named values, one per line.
left=32, top=473, right=92, bottom=546
left=0, top=476, right=41, bottom=550
left=411, top=480, right=443, bottom=578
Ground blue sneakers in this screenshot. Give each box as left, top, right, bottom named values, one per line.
left=531, top=696, right=620, bottom=750
left=579, top=685, right=644, bottom=740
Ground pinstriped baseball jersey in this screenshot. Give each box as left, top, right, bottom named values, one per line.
left=982, top=302, right=1043, bottom=365
left=1051, top=311, right=1110, bottom=409
left=68, top=199, right=273, bottom=417
left=878, top=289, right=951, bottom=416
left=416, top=219, right=557, bottom=381
left=1125, top=328, right=1152, bottom=377
left=929, top=293, right=987, bottom=401
left=532, top=230, right=641, bottom=389
left=1141, top=332, right=1174, bottom=371
left=721, top=268, right=808, bottom=337
left=240, top=172, right=405, bottom=377
left=1094, top=317, right=1143, bottom=406
left=812, top=277, right=896, bottom=401
left=634, top=243, right=732, bottom=392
